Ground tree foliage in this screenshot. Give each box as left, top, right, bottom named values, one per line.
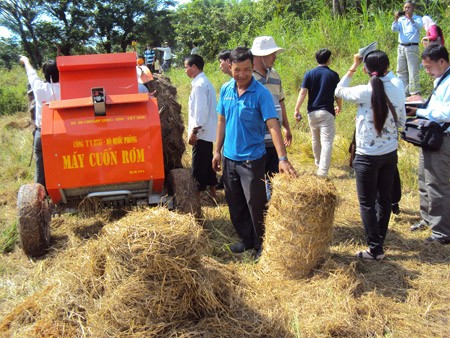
left=39, top=0, right=94, bottom=56
left=93, top=0, right=164, bottom=54
left=0, top=37, right=21, bottom=70
left=0, top=0, right=175, bottom=66
left=1, top=0, right=449, bottom=67
left=173, top=0, right=272, bottom=61
left=0, top=0, right=43, bottom=67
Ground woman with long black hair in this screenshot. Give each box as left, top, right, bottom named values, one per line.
left=335, top=50, right=406, bottom=260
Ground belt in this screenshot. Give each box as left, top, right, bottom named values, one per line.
left=36, top=127, right=41, bottom=131
left=400, top=43, right=419, bottom=47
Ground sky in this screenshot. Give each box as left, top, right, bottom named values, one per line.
left=0, top=27, right=12, bottom=39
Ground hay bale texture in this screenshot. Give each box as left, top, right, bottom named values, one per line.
left=260, top=174, right=338, bottom=279
left=1, top=208, right=208, bottom=336
left=147, top=75, right=186, bottom=175
left=80, top=208, right=211, bottom=336
left=17, top=183, right=51, bottom=257
left=1, top=208, right=290, bottom=337
left=168, top=168, right=201, bottom=218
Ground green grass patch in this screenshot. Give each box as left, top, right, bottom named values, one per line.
left=0, top=221, right=18, bottom=253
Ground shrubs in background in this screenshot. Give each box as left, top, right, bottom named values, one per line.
left=0, top=66, right=27, bottom=116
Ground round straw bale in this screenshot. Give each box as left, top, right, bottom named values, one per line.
left=87, top=208, right=210, bottom=335
left=147, top=75, right=185, bottom=175
left=17, top=183, right=51, bottom=257
left=260, top=174, right=338, bottom=279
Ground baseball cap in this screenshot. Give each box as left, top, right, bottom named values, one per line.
left=251, top=36, right=285, bottom=56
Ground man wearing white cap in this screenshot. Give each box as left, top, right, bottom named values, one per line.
left=251, top=36, right=292, bottom=196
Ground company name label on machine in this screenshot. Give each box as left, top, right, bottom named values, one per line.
left=62, top=147, right=145, bottom=169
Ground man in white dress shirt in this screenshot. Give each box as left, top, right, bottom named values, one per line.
left=184, top=54, right=218, bottom=198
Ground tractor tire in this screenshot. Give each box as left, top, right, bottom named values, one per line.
left=168, top=168, right=201, bottom=219
left=17, top=183, right=51, bottom=257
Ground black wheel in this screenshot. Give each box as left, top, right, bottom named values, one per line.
left=168, top=168, right=201, bottom=218
left=17, top=183, right=51, bottom=257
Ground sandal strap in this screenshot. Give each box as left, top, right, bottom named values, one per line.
left=357, top=250, right=384, bottom=261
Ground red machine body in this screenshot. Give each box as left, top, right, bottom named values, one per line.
left=41, top=53, right=164, bottom=204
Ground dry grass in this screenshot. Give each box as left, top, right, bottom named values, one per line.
left=1, top=115, right=449, bottom=337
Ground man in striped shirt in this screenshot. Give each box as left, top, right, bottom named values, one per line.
left=251, top=36, right=292, bottom=198
left=144, top=45, right=156, bottom=73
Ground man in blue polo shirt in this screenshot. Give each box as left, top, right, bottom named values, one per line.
left=213, top=47, right=297, bottom=260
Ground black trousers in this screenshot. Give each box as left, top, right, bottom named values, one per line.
left=353, top=150, right=397, bottom=256
left=192, top=139, right=217, bottom=191
left=223, top=156, right=267, bottom=250
left=391, top=166, right=402, bottom=205
left=265, top=146, right=279, bottom=177
left=34, top=129, right=46, bottom=188
left=147, top=63, right=155, bottom=73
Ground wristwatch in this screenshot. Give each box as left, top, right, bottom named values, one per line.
left=278, top=156, right=288, bottom=162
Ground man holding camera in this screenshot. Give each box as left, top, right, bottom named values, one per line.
left=392, top=0, right=423, bottom=96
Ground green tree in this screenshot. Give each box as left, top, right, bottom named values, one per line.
left=133, top=7, right=176, bottom=51
left=173, top=0, right=271, bottom=61
left=93, top=0, right=144, bottom=53
left=0, top=37, right=21, bottom=70
left=39, top=0, right=94, bottom=57
left=0, top=0, right=43, bottom=67
left=0, top=0, right=176, bottom=63
left=93, top=0, right=175, bottom=54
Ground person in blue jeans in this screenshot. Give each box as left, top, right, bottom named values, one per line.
left=335, top=50, right=406, bottom=260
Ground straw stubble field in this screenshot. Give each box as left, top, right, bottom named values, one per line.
left=1, top=112, right=449, bottom=337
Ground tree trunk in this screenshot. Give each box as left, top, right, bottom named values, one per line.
left=332, top=0, right=346, bottom=15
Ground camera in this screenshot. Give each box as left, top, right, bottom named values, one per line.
left=398, top=10, right=406, bottom=16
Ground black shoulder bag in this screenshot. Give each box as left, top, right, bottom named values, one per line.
left=401, top=68, right=450, bottom=151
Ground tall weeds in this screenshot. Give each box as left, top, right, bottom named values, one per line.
left=237, top=3, right=449, bottom=190
left=0, top=65, right=27, bottom=116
